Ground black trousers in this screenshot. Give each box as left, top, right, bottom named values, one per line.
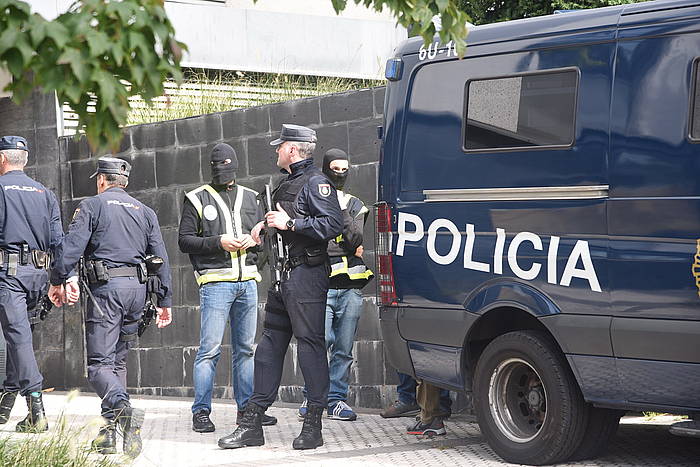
left=249, top=262, right=330, bottom=408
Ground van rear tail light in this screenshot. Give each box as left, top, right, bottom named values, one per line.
left=375, top=202, right=398, bottom=306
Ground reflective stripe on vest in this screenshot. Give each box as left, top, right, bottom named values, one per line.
left=186, top=184, right=261, bottom=286
left=329, top=255, right=374, bottom=280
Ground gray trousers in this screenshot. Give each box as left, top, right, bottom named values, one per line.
left=0, top=266, right=46, bottom=395
left=86, top=277, right=145, bottom=419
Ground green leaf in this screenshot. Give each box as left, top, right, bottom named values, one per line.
left=0, top=29, right=20, bottom=56
left=57, top=48, right=90, bottom=83
left=112, top=43, right=125, bottom=67
left=28, top=14, right=47, bottom=46
left=44, top=21, right=70, bottom=48
left=87, top=31, right=111, bottom=57
left=435, top=0, right=449, bottom=11
left=1, top=49, right=24, bottom=77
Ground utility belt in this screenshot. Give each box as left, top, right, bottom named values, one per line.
left=284, top=246, right=328, bottom=270
left=83, top=260, right=147, bottom=285
left=0, top=246, right=50, bottom=275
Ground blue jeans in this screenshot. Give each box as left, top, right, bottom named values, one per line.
left=302, top=288, right=363, bottom=404
left=397, top=372, right=452, bottom=414
left=192, top=280, right=257, bottom=414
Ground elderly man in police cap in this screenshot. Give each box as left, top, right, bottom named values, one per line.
left=0, top=136, right=64, bottom=433
left=218, top=124, right=342, bottom=450
left=50, top=156, right=173, bottom=458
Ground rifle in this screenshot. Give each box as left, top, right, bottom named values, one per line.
left=260, top=184, right=286, bottom=291
left=138, top=255, right=163, bottom=337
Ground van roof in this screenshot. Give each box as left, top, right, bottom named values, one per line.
left=395, top=0, right=700, bottom=56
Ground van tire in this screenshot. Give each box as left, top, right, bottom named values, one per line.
left=473, top=330, right=588, bottom=465
left=568, top=406, right=622, bottom=461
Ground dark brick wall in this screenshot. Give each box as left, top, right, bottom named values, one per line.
left=54, top=87, right=417, bottom=409
left=0, top=91, right=68, bottom=389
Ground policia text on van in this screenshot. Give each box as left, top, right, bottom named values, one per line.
left=377, top=1, right=700, bottom=464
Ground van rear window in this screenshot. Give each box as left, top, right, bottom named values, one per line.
left=464, top=70, right=578, bottom=151
left=690, top=60, right=700, bottom=140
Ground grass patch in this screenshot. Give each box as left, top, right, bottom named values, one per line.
left=0, top=391, right=126, bottom=467
left=126, top=69, right=383, bottom=126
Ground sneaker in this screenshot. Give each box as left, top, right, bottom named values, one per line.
left=297, top=399, right=308, bottom=421
left=407, top=417, right=446, bottom=436
left=237, top=410, right=278, bottom=426
left=380, top=400, right=420, bottom=418
left=193, top=410, right=215, bottom=433
left=327, top=401, right=357, bottom=421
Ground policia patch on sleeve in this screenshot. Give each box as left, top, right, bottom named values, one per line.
left=71, top=208, right=81, bottom=221
left=318, top=184, right=331, bottom=197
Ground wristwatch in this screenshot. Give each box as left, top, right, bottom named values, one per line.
left=286, top=218, right=295, bottom=231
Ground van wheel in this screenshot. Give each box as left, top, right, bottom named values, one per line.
left=473, top=330, right=587, bottom=465
left=569, top=406, right=623, bottom=461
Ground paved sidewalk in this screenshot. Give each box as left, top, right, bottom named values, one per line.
left=0, top=392, right=698, bottom=466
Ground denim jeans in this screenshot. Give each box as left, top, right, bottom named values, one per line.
left=397, top=372, right=452, bottom=414
left=302, top=287, right=363, bottom=404
left=192, top=280, right=257, bottom=413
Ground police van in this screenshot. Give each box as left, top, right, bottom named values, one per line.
left=376, top=0, right=700, bottom=464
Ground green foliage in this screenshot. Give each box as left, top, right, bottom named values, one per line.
left=457, top=0, right=648, bottom=25
left=0, top=0, right=186, bottom=153
left=332, top=1, right=471, bottom=57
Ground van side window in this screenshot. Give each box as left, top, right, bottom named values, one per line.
left=690, top=59, right=700, bottom=141
left=464, top=69, right=578, bottom=151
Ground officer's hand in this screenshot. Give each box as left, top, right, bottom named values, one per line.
left=237, top=234, right=257, bottom=250
left=251, top=221, right=264, bottom=244
left=355, top=245, right=364, bottom=258
left=265, top=203, right=291, bottom=230
left=48, top=284, right=64, bottom=307
left=156, top=307, right=172, bottom=328
left=65, top=280, right=80, bottom=305
left=220, top=234, right=240, bottom=252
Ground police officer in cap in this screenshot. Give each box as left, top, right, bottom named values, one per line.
left=49, top=156, right=173, bottom=458
left=0, top=136, right=64, bottom=432
left=218, top=124, right=342, bottom=450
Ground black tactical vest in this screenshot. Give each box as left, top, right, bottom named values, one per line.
left=273, top=165, right=328, bottom=258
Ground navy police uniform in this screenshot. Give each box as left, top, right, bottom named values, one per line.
left=0, top=136, right=63, bottom=401
left=250, top=126, right=342, bottom=427
left=50, top=157, right=172, bottom=421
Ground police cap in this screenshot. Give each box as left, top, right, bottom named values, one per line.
left=0, top=136, right=28, bottom=152
left=269, top=124, right=317, bottom=146
left=89, top=156, right=131, bottom=179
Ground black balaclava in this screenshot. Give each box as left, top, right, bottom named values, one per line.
left=210, top=143, right=238, bottom=185
left=322, top=148, right=349, bottom=190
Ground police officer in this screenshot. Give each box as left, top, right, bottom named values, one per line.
left=0, top=136, right=63, bottom=432
left=218, top=124, right=343, bottom=450
left=49, top=156, right=173, bottom=458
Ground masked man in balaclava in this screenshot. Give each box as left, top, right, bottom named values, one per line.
left=179, top=143, right=277, bottom=433
left=296, top=148, right=374, bottom=422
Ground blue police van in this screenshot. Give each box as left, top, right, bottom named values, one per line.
left=377, top=0, right=700, bottom=464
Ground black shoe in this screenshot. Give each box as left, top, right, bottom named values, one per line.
left=237, top=409, right=277, bottom=426
left=92, top=421, right=117, bottom=454
left=406, top=417, right=446, bottom=436
left=218, top=404, right=265, bottom=449
left=292, top=404, right=324, bottom=450
left=193, top=410, right=215, bottom=433
left=116, top=405, right=145, bottom=459
left=0, top=391, right=17, bottom=424
left=16, top=393, right=48, bottom=433
left=380, top=400, right=420, bottom=418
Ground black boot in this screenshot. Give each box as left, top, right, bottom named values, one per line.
left=115, top=404, right=145, bottom=459
left=218, top=404, right=265, bottom=449
left=0, top=391, right=17, bottom=424
left=16, top=392, right=48, bottom=433
left=292, top=404, right=324, bottom=450
left=92, top=419, right=117, bottom=454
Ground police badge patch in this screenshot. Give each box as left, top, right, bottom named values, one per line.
left=318, top=184, right=331, bottom=197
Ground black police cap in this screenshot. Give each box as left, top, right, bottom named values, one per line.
left=0, top=136, right=28, bottom=152
left=89, top=156, right=131, bottom=178
left=269, top=124, right=317, bottom=145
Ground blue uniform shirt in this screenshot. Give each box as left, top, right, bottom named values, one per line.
left=50, top=187, right=172, bottom=307
left=0, top=170, right=63, bottom=255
